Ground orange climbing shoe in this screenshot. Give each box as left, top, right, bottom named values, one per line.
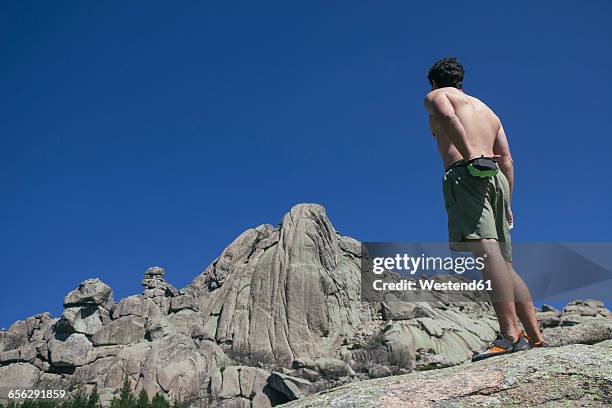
left=513, top=332, right=530, bottom=352
left=472, top=334, right=516, bottom=362
left=519, top=330, right=549, bottom=348
left=531, top=339, right=549, bottom=348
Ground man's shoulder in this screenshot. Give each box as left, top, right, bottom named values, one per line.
left=425, top=87, right=465, bottom=103
left=424, top=89, right=448, bottom=108
left=425, top=88, right=449, bottom=99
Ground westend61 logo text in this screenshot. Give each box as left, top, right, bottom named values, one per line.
left=372, top=254, right=486, bottom=275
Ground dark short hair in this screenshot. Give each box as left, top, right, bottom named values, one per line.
left=428, top=57, right=464, bottom=89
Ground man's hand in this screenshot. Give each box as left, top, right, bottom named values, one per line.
left=507, top=205, right=514, bottom=230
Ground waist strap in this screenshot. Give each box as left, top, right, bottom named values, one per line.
left=446, top=159, right=466, bottom=172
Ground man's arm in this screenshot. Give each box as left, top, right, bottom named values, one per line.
left=492, top=123, right=514, bottom=200
left=493, top=123, right=515, bottom=226
left=424, top=92, right=477, bottom=160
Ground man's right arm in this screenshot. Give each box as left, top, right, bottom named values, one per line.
left=424, top=92, right=477, bottom=160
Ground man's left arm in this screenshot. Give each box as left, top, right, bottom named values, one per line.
left=493, top=123, right=515, bottom=225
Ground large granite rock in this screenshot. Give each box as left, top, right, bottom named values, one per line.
left=282, top=342, right=612, bottom=407
left=185, top=204, right=363, bottom=366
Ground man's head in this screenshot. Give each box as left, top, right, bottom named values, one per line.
left=428, top=57, right=464, bottom=90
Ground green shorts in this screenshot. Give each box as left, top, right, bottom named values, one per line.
left=442, top=162, right=512, bottom=261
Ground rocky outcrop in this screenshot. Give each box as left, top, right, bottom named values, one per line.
left=536, top=300, right=610, bottom=328
left=0, top=204, right=610, bottom=408
left=56, top=279, right=114, bottom=337
left=184, top=204, right=363, bottom=367
left=543, top=318, right=612, bottom=346
left=282, top=341, right=612, bottom=408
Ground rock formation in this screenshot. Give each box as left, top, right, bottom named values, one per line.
left=282, top=341, right=612, bottom=407
left=0, top=204, right=610, bottom=407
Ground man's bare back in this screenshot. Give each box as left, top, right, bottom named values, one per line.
left=424, top=85, right=514, bottom=217
left=425, top=87, right=503, bottom=169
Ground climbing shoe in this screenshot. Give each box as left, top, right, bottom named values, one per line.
left=513, top=331, right=530, bottom=352
left=472, top=334, right=515, bottom=362
left=531, top=339, right=549, bottom=348
left=519, top=330, right=549, bottom=348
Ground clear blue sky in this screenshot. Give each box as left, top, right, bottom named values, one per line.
left=2, top=1, right=611, bottom=328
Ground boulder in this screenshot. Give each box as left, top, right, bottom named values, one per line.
left=219, top=366, right=241, bottom=399
left=92, top=315, right=146, bottom=346
left=0, top=363, right=40, bottom=391
left=169, top=293, right=198, bottom=312
left=368, top=365, right=392, bottom=378
left=8, top=320, right=29, bottom=339
left=145, top=266, right=165, bottom=277
left=203, top=315, right=219, bottom=340
left=139, top=334, right=210, bottom=401
left=292, top=357, right=316, bottom=370
left=141, top=267, right=178, bottom=315
left=0, top=348, right=20, bottom=364
left=540, top=304, right=558, bottom=313
left=535, top=311, right=561, bottom=328
left=267, top=372, right=312, bottom=400
left=48, top=333, right=93, bottom=367
left=210, top=365, right=271, bottom=404
left=543, top=318, right=612, bottom=346
left=165, top=309, right=205, bottom=339
left=315, top=358, right=354, bottom=379
left=252, top=392, right=273, bottom=408
left=294, top=368, right=320, bottom=382
left=58, top=305, right=111, bottom=335
left=112, top=295, right=145, bottom=319
left=25, top=313, right=53, bottom=339
left=63, top=278, right=114, bottom=310
left=0, top=330, right=24, bottom=352
left=210, top=368, right=223, bottom=398
left=238, top=366, right=268, bottom=399
left=142, top=266, right=178, bottom=295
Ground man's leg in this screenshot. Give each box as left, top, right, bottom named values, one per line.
left=506, top=261, right=544, bottom=345
left=469, top=239, right=519, bottom=341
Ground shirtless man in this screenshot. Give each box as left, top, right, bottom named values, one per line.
left=424, top=57, right=546, bottom=361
